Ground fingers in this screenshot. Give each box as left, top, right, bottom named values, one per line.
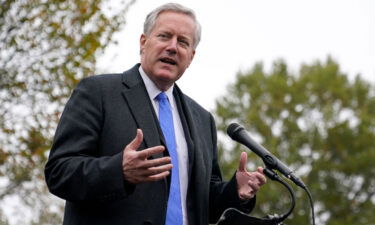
left=238, top=152, right=248, bottom=172
left=142, top=163, right=173, bottom=177
left=123, top=129, right=172, bottom=184
left=137, top=145, right=165, bottom=159
left=126, top=169, right=171, bottom=184
left=247, top=178, right=261, bottom=192
left=257, top=167, right=264, bottom=174
left=238, top=175, right=263, bottom=200
left=123, top=155, right=172, bottom=184
left=257, top=170, right=267, bottom=185
left=250, top=170, right=267, bottom=187
left=236, top=166, right=267, bottom=200
left=125, top=129, right=143, bottom=152
left=141, top=155, right=171, bottom=168
left=127, top=160, right=172, bottom=183
left=125, top=129, right=166, bottom=159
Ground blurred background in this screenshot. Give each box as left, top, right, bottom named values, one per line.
left=1, top=0, right=374, bottom=224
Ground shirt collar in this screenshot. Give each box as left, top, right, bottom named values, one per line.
left=139, top=66, right=175, bottom=108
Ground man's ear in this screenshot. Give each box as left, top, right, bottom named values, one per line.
left=139, top=34, right=147, bottom=54
left=187, top=50, right=196, bottom=68
left=191, top=50, right=196, bottom=61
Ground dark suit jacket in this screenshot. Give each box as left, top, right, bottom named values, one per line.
left=45, top=64, right=255, bottom=225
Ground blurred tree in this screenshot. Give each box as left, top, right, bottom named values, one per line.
left=215, top=57, right=375, bottom=225
left=0, top=0, right=135, bottom=224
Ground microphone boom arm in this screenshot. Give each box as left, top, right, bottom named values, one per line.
left=263, top=168, right=296, bottom=223
left=227, top=123, right=306, bottom=188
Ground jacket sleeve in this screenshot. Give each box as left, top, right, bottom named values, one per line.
left=44, top=76, right=132, bottom=202
left=208, top=114, right=256, bottom=223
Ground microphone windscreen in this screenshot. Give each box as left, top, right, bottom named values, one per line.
left=226, top=123, right=242, bottom=139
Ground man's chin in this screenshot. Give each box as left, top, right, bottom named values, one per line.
left=155, top=69, right=179, bottom=80
left=152, top=71, right=182, bottom=89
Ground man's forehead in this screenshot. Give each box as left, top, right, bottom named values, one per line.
left=155, top=11, right=194, bottom=24
left=154, top=12, right=195, bottom=31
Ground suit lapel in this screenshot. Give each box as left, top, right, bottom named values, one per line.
left=121, top=64, right=163, bottom=158
left=173, top=86, right=197, bottom=183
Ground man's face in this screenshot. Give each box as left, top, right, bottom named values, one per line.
left=140, top=11, right=196, bottom=91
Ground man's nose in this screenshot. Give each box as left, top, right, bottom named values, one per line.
left=166, top=38, right=177, bottom=54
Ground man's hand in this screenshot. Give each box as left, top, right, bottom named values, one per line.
left=123, top=129, right=172, bottom=184
left=236, top=152, right=267, bottom=200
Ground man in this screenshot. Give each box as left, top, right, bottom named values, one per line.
left=45, top=3, right=266, bottom=225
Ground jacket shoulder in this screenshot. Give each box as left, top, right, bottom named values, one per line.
left=181, top=93, right=211, bottom=117
left=80, top=73, right=123, bottom=84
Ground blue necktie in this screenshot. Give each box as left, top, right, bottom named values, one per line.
left=156, top=92, right=183, bottom=225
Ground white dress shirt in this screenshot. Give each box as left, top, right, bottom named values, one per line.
left=139, top=66, right=189, bottom=225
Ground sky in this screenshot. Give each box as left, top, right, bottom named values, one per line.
left=98, top=0, right=375, bottom=111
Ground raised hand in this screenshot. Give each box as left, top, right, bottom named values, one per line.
left=123, top=129, right=173, bottom=184
left=236, top=152, right=267, bottom=200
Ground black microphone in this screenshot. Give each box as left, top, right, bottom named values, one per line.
left=227, top=123, right=306, bottom=188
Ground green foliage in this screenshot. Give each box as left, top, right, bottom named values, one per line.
left=215, top=57, right=375, bottom=225
left=0, top=0, right=135, bottom=224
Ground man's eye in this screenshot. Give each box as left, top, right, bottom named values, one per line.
left=179, top=39, right=190, bottom=47
left=158, top=34, right=168, bottom=38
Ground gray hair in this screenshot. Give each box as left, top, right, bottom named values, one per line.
left=143, top=3, right=201, bottom=49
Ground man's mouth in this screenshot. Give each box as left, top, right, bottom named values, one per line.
left=160, top=57, right=177, bottom=65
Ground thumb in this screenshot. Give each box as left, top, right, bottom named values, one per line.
left=125, top=129, right=143, bottom=152
left=238, top=152, right=248, bottom=172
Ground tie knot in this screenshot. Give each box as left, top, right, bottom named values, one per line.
left=156, top=92, right=168, bottom=101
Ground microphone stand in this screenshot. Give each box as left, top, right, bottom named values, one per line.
left=217, top=168, right=296, bottom=225
left=262, top=167, right=296, bottom=224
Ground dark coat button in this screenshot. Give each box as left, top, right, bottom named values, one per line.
left=143, top=221, right=152, bottom=225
